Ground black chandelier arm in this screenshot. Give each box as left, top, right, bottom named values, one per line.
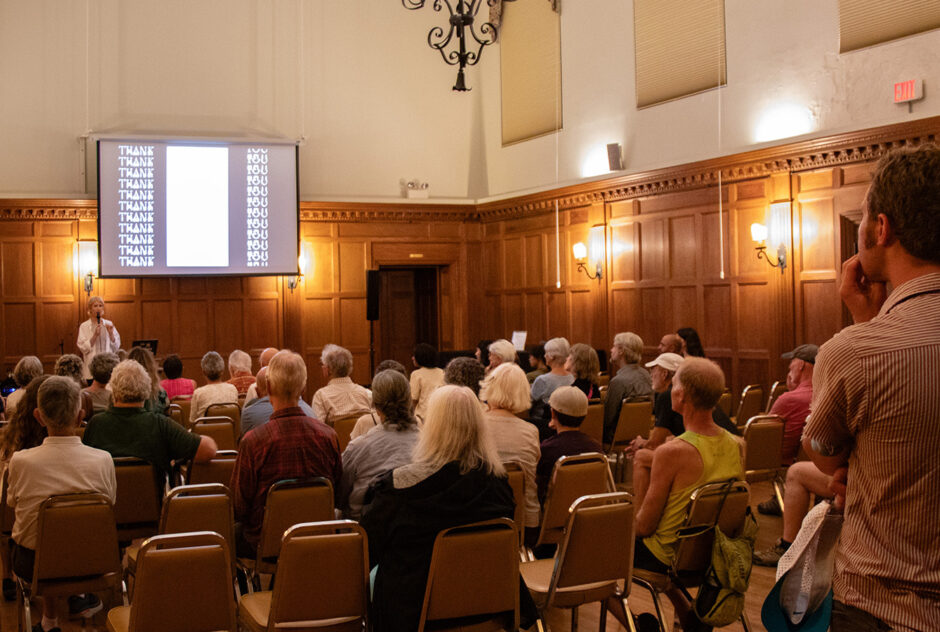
left=755, top=246, right=781, bottom=268
left=428, top=26, right=458, bottom=59
left=577, top=262, right=602, bottom=281
left=402, top=0, right=425, bottom=10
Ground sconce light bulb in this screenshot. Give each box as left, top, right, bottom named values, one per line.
left=572, top=242, right=587, bottom=260
left=751, top=223, right=768, bottom=243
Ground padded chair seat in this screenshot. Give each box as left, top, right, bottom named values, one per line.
left=520, top=558, right=620, bottom=609
left=631, top=568, right=670, bottom=591
left=105, top=604, right=131, bottom=632
left=238, top=591, right=361, bottom=632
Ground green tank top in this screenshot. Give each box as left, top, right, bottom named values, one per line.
left=643, top=429, right=743, bottom=566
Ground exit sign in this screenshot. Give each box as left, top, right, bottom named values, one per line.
left=894, top=79, right=923, bottom=104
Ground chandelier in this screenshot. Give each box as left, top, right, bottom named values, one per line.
left=402, top=0, right=499, bottom=91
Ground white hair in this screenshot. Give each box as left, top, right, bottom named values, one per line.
left=228, top=349, right=252, bottom=374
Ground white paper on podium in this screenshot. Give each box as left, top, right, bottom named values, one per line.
left=511, top=331, right=527, bottom=350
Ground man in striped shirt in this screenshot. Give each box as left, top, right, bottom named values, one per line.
left=802, top=144, right=940, bottom=632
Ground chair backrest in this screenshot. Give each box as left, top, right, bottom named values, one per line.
left=166, top=403, right=184, bottom=427
left=765, top=380, right=788, bottom=412
left=717, top=390, right=733, bottom=417
left=171, top=398, right=192, bottom=428
left=192, top=416, right=238, bottom=450
left=672, top=480, right=751, bottom=575
left=418, top=518, right=519, bottom=632
left=113, top=457, right=163, bottom=542
left=503, top=462, right=526, bottom=548
left=331, top=415, right=359, bottom=452
left=257, top=478, right=335, bottom=566
left=548, top=493, right=635, bottom=606
left=610, top=399, right=654, bottom=448
left=537, top=453, right=615, bottom=546
left=735, top=384, right=763, bottom=426
left=269, top=521, right=369, bottom=632
left=205, top=402, right=241, bottom=429
left=0, top=471, right=13, bottom=534
left=580, top=404, right=604, bottom=445
left=743, top=415, right=785, bottom=473
left=160, top=483, right=236, bottom=574
left=32, top=493, right=122, bottom=591
left=186, top=449, right=238, bottom=487
left=130, top=531, right=236, bottom=632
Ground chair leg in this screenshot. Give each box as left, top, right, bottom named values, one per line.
left=598, top=600, right=607, bottom=631
left=631, top=578, right=667, bottom=632
left=621, top=598, right=638, bottom=632
left=773, top=476, right=785, bottom=509
left=16, top=579, right=30, bottom=632
left=740, top=609, right=751, bottom=632
left=570, top=605, right=578, bottom=632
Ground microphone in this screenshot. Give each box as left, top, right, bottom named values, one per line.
left=97, top=313, right=101, bottom=324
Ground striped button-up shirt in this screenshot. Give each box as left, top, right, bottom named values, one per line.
left=803, top=272, right=940, bottom=632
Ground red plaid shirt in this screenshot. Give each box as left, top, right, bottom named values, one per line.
left=227, top=372, right=256, bottom=395
left=231, top=406, right=342, bottom=544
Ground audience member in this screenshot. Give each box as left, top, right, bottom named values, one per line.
left=802, top=144, right=940, bottom=631
left=443, top=356, right=485, bottom=396
left=474, top=339, right=493, bottom=366
left=311, top=344, right=372, bottom=424
left=754, top=461, right=833, bottom=566
left=480, top=363, right=541, bottom=531
left=755, top=343, right=817, bottom=517
left=243, top=347, right=278, bottom=403
left=339, top=369, right=420, bottom=521
left=486, top=338, right=517, bottom=373
left=529, top=337, right=573, bottom=439
left=8, top=376, right=116, bottom=629
left=83, top=352, right=118, bottom=413
left=625, top=358, right=743, bottom=628
left=525, top=343, right=548, bottom=383
left=0, top=374, right=50, bottom=601
left=76, top=295, right=121, bottom=381
left=657, top=333, right=683, bottom=355
left=160, top=354, right=196, bottom=400
left=566, top=343, right=601, bottom=399
left=350, top=360, right=408, bottom=440
left=54, top=353, right=94, bottom=421
left=603, top=332, right=652, bottom=445
left=226, top=349, right=255, bottom=394
left=84, top=360, right=217, bottom=482
left=361, top=384, right=513, bottom=632
left=6, top=355, right=42, bottom=415
left=628, top=353, right=738, bottom=454
left=240, top=366, right=316, bottom=436
left=128, top=346, right=169, bottom=415
left=231, top=351, right=342, bottom=558
left=410, top=343, right=444, bottom=423
left=677, top=327, right=705, bottom=357
left=536, top=386, right=603, bottom=502
left=189, top=351, right=239, bottom=423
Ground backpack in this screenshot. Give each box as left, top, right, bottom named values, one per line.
left=692, top=506, right=759, bottom=627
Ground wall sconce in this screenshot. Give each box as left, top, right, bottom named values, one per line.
left=573, top=228, right=605, bottom=282
left=77, top=241, right=99, bottom=296
left=750, top=222, right=787, bottom=274
left=287, top=246, right=310, bottom=293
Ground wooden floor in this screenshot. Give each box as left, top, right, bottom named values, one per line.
left=0, top=481, right=784, bottom=632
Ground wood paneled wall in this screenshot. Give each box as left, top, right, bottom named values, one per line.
left=1, top=117, right=936, bottom=399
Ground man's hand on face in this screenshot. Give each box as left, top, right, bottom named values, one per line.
left=840, top=255, right=888, bottom=323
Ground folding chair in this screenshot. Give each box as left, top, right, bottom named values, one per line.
left=186, top=449, right=238, bottom=487
left=580, top=404, right=604, bottom=446
left=503, top=462, right=527, bottom=555
left=717, top=391, right=733, bottom=417
left=417, top=518, right=519, bottom=632
left=732, top=385, right=763, bottom=428
left=113, top=457, right=163, bottom=545
left=238, top=477, right=335, bottom=589
left=171, top=398, right=192, bottom=428
left=331, top=415, right=359, bottom=453
left=608, top=399, right=653, bottom=452
left=106, top=532, right=236, bottom=632
left=238, top=521, right=369, bottom=632
left=205, top=403, right=241, bottom=434
left=631, top=480, right=752, bottom=632
left=166, top=403, right=184, bottom=427
left=743, top=414, right=786, bottom=509
left=765, top=380, right=787, bottom=412
left=192, top=416, right=238, bottom=450
left=15, top=493, right=122, bottom=632
left=521, top=493, right=636, bottom=632
left=533, top=453, right=616, bottom=553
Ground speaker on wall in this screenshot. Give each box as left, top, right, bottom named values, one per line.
left=366, top=269, right=380, bottom=321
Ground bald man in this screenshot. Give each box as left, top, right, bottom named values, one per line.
left=657, top=333, right=683, bottom=355
left=243, top=347, right=278, bottom=403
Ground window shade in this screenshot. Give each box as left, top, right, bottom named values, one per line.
left=839, top=0, right=940, bottom=53
left=500, top=0, right=562, bottom=146
left=634, top=0, right=726, bottom=108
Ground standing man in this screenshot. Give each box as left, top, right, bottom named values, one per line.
left=802, top=144, right=940, bottom=631
left=603, top=332, right=652, bottom=445
left=76, top=296, right=121, bottom=381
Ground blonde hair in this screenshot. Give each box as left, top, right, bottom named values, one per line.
left=480, top=363, right=530, bottom=413
left=487, top=339, right=517, bottom=364
left=567, top=343, right=600, bottom=382
left=86, top=295, right=104, bottom=310
left=674, top=357, right=725, bottom=411
left=110, top=360, right=153, bottom=403
left=412, top=385, right=505, bottom=476
left=267, top=350, right=307, bottom=401
left=613, top=332, right=644, bottom=365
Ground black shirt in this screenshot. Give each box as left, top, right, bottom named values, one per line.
left=653, top=388, right=741, bottom=437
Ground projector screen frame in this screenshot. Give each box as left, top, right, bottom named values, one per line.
left=95, top=136, right=300, bottom=279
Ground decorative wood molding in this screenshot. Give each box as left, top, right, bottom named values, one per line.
left=2, top=116, right=936, bottom=223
